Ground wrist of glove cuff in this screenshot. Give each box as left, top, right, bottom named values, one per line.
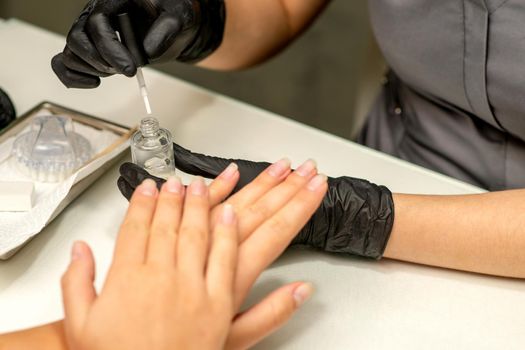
left=293, top=176, right=395, bottom=260
left=177, top=0, right=226, bottom=63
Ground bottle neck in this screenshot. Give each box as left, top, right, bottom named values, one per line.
left=140, top=117, right=160, bottom=138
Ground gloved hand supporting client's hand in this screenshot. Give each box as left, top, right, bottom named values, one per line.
left=118, top=143, right=395, bottom=260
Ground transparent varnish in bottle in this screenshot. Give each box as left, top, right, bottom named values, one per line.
left=131, top=117, right=175, bottom=178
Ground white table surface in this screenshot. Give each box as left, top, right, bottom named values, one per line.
left=0, top=19, right=524, bottom=350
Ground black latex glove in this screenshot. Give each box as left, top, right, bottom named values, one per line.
left=0, top=88, right=16, bottom=131
left=52, top=0, right=225, bottom=88
left=118, top=143, right=395, bottom=259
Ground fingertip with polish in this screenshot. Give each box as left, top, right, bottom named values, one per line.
left=189, top=176, right=207, bottom=196
left=140, top=179, right=158, bottom=196
left=71, top=241, right=85, bottom=261
left=295, top=159, right=317, bottom=177
left=267, top=158, right=291, bottom=178
left=219, top=163, right=239, bottom=180
left=165, top=176, right=183, bottom=194
left=307, top=174, right=328, bottom=192
left=293, top=282, right=315, bottom=308
left=220, top=204, right=236, bottom=225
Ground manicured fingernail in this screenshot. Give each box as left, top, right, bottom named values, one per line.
left=190, top=177, right=206, bottom=196
left=140, top=179, right=158, bottom=196
left=296, top=159, right=317, bottom=177
left=268, top=158, right=291, bottom=177
left=293, top=282, right=314, bottom=307
left=220, top=163, right=239, bottom=180
left=165, top=176, right=182, bottom=194
left=71, top=241, right=83, bottom=261
left=221, top=204, right=236, bottom=225
left=307, top=174, right=328, bottom=191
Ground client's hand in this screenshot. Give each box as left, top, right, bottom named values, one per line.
left=61, top=160, right=327, bottom=350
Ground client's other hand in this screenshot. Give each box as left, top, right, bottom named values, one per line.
left=61, top=160, right=327, bottom=350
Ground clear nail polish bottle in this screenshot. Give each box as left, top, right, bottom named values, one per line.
left=131, top=117, right=175, bottom=178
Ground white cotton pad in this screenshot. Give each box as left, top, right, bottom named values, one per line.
left=0, top=181, right=34, bottom=212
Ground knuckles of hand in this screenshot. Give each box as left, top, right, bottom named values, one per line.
left=266, top=216, right=291, bottom=238
left=244, top=203, right=272, bottom=224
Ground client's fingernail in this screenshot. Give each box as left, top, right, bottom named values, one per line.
left=190, top=177, right=206, bottom=196
left=293, top=282, right=314, bottom=307
left=140, top=179, right=158, bottom=196
left=268, top=158, right=291, bottom=177
left=71, top=241, right=84, bottom=261
left=296, top=159, right=317, bottom=177
left=307, top=174, right=328, bottom=191
left=221, top=204, right=236, bottom=225
left=220, top=163, right=239, bottom=180
left=165, top=176, right=182, bottom=194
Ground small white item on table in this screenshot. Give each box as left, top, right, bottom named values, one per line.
left=0, top=181, right=34, bottom=212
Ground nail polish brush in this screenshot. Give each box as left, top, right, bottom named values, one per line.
left=117, top=12, right=153, bottom=116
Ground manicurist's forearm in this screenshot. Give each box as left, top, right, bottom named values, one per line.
left=0, top=321, right=67, bottom=350
left=384, top=190, right=525, bottom=278
left=199, top=0, right=331, bottom=70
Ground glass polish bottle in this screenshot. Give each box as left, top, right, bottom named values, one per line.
left=131, top=117, right=175, bottom=178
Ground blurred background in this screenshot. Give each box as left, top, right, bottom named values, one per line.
left=0, top=1, right=386, bottom=140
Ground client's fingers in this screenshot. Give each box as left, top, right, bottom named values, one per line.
left=118, top=162, right=239, bottom=206
left=206, top=204, right=238, bottom=302
left=61, top=241, right=97, bottom=335
left=147, top=177, right=184, bottom=267
left=177, top=177, right=210, bottom=277
left=113, top=179, right=158, bottom=266
left=225, top=282, right=314, bottom=350
left=237, top=159, right=317, bottom=241
left=235, top=174, right=328, bottom=306
left=209, top=163, right=240, bottom=206
left=225, top=158, right=292, bottom=210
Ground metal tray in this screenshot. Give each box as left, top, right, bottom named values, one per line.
left=0, top=101, right=135, bottom=259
